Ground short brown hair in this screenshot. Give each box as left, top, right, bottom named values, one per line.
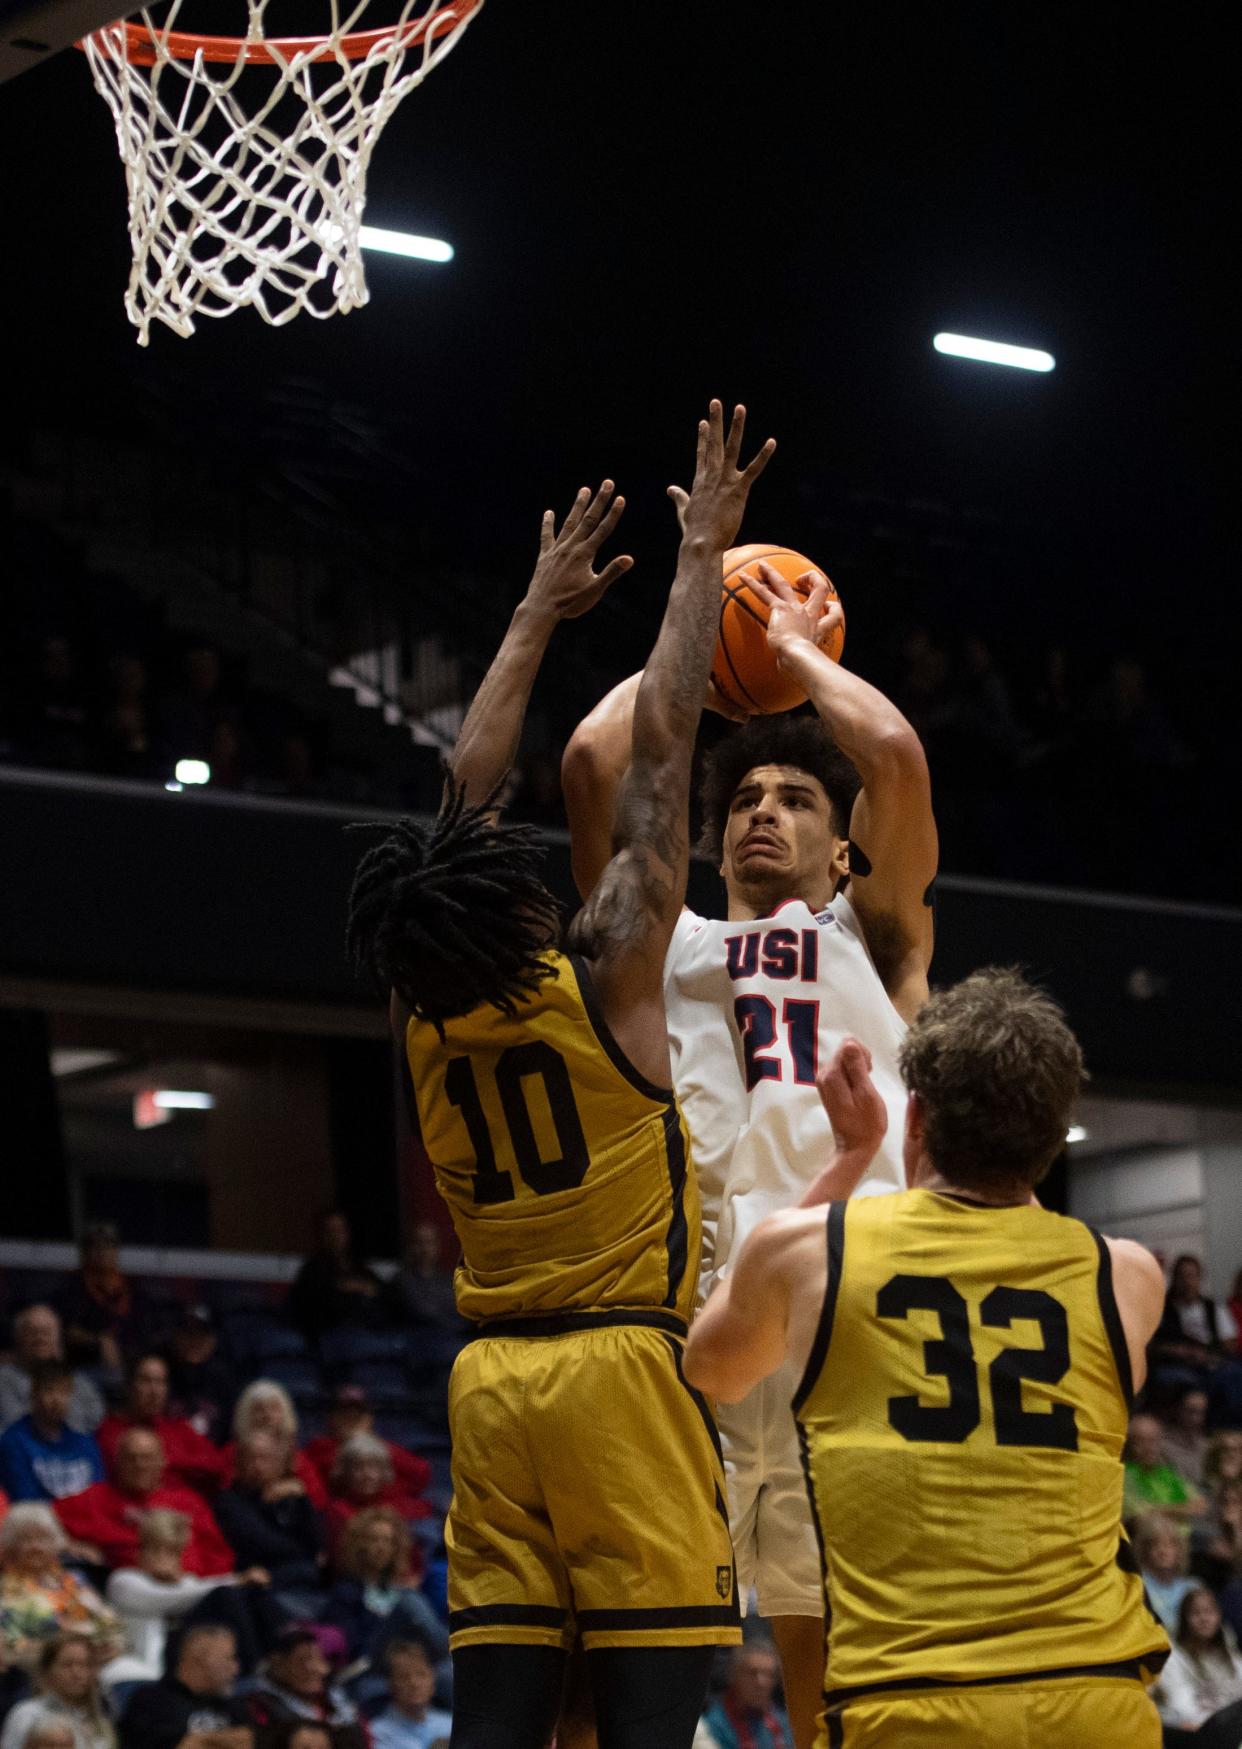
left=899, top=967, right=1084, bottom=1193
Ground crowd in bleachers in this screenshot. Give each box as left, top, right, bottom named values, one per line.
left=1126, top=1257, right=1242, bottom=1745
left=0, top=1215, right=461, bottom=1749
left=4, top=505, right=1234, bottom=906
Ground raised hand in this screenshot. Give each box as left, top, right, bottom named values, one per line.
left=526, top=481, right=633, bottom=622
left=748, top=562, right=843, bottom=658
left=816, top=1036, right=888, bottom=1159
left=670, top=400, right=776, bottom=552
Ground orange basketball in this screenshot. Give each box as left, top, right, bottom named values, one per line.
left=711, top=544, right=845, bottom=715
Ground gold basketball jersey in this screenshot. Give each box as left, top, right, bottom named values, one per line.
left=794, top=1190, right=1169, bottom=1702
left=404, top=952, right=698, bottom=1326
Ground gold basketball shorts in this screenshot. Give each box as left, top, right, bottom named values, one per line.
left=446, top=1311, right=741, bottom=1652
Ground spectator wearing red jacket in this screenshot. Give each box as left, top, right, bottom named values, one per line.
left=97, top=1353, right=223, bottom=1495
left=218, top=1381, right=328, bottom=1513
left=55, top=1427, right=234, bottom=1575
left=324, top=1434, right=430, bottom=1557
left=304, top=1389, right=430, bottom=1504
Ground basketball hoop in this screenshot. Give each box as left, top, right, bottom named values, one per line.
left=81, top=0, right=482, bottom=344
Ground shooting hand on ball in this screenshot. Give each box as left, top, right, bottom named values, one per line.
left=749, top=563, right=843, bottom=661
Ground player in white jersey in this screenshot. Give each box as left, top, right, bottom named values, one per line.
left=563, top=564, right=937, bottom=1749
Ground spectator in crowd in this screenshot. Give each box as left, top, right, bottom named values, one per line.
left=0, top=1365, right=105, bottom=1504
left=1124, top=1412, right=1204, bottom=1522
left=55, top=1431, right=234, bottom=1577
left=16, top=1720, right=77, bottom=1749
left=1133, top=1511, right=1195, bottom=1635
left=322, top=1510, right=443, bottom=1665
left=1153, top=1586, right=1242, bottom=1734
left=219, top=1388, right=326, bottom=1514
left=97, top=1357, right=221, bottom=1497
left=303, top=1393, right=430, bottom=1507
left=116, top=1623, right=250, bottom=1749
left=1151, top=1255, right=1240, bottom=1386
left=54, top=1228, right=145, bottom=1376
left=368, top=1643, right=450, bottom=1749
left=16, top=636, right=91, bottom=771
left=382, top=1229, right=463, bottom=1337
left=103, top=1510, right=274, bottom=1689
left=0, top=1635, right=117, bottom=1749
left=160, top=644, right=232, bottom=769
left=287, top=1215, right=385, bottom=1341
left=243, top=1630, right=365, bottom=1749
left=1205, top=1432, right=1242, bottom=1492
left=1229, top=1271, right=1242, bottom=1352
left=1191, top=1480, right=1242, bottom=1594
left=98, top=655, right=158, bottom=783
left=211, top=1435, right=321, bottom=1587
left=0, top=1505, right=122, bottom=1662
left=274, top=1731, right=332, bottom=1749
left=165, top=1312, right=239, bottom=1446
left=699, top=1642, right=793, bottom=1749
left=324, top=1441, right=429, bottom=1556
left=1165, top=1387, right=1211, bottom=1488
left=0, top=1311, right=104, bottom=1436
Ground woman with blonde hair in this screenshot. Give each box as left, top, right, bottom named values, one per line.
left=217, top=1382, right=327, bottom=1510
left=322, top=1508, right=445, bottom=1666
left=0, top=1506, right=121, bottom=1666
left=0, top=1635, right=116, bottom=1749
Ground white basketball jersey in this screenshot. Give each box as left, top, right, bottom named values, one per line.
left=664, top=893, right=908, bottom=1287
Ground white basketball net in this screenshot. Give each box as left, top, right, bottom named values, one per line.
left=83, top=0, right=481, bottom=344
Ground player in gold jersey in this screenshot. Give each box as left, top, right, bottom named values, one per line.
left=684, top=968, right=1170, bottom=1748
left=347, top=402, right=775, bottom=1749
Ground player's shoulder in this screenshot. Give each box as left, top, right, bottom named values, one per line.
left=1102, top=1233, right=1165, bottom=1293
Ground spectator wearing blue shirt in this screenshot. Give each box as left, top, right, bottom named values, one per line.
left=369, top=1643, right=450, bottom=1749
left=700, top=1643, right=794, bottom=1749
left=0, top=1362, right=104, bottom=1503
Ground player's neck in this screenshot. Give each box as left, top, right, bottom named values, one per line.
left=916, top=1166, right=1032, bottom=1208
left=726, top=877, right=836, bottom=921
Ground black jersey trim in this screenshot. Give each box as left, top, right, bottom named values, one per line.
left=576, top=1605, right=740, bottom=1632
left=662, top=1334, right=726, bottom=1468
left=449, top=1604, right=568, bottom=1631
left=661, top=1102, right=690, bottom=1311
left=469, top=1308, right=688, bottom=1340
left=569, top=953, right=673, bottom=1103
left=1090, top=1227, right=1135, bottom=1409
left=791, top=1200, right=846, bottom=1413
left=823, top=1655, right=1165, bottom=1708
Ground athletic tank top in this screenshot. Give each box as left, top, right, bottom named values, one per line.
left=405, top=952, right=697, bottom=1325
left=795, top=1190, right=1169, bottom=1700
left=664, top=894, right=907, bottom=1284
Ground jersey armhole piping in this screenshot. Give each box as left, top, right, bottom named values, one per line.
left=569, top=953, right=674, bottom=1104
left=1090, top=1226, right=1135, bottom=1410
left=792, top=1200, right=846, bottom=1414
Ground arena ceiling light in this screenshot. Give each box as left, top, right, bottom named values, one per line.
left=1066, top=1124, right=1089, bottom=1145
left=933, top=332, right=1055, bottom=373
left=174, top=758, right=211, bottom=785
left=358, top=226, right=454, bottom=263
left=153, top=1090, right=216, bottom=1111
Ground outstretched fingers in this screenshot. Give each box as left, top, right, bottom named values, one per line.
left=594, top=553, right=635, bottom=591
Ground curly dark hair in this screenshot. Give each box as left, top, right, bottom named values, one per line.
left=697, top=714, right=861, bottom=862
left=346, top=776, right=562, bottom=1034
left=899, top=967, right=1086, bottom=1193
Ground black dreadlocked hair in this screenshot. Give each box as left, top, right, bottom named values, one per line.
left=346, top=776, right=562, bottom=1035
left=697, top=714, right=862, bottom=863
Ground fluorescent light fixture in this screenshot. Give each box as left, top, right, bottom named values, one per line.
left=51, top=1049, right=122, bottom=1078
left=933, top=332, right=1055, bottom=373
left=165, top=781, right=184, bottom=793
left=359, top=226, right=453, bottom=263
left=153, top=1090, right=215, bottom=1111
left=174, top=759, right=211, bottom=785
left=1066, top=1124, right=1088, bottom=1145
